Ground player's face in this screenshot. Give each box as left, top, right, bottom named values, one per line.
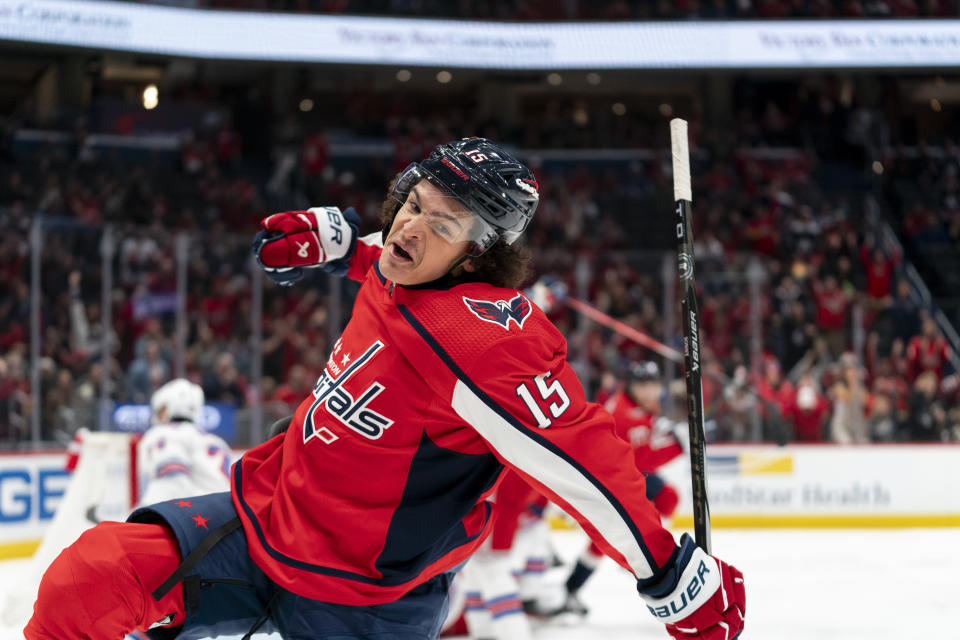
left=379, top=181, right=475, bottom=285
left=629, top=380, right=663, bottom=412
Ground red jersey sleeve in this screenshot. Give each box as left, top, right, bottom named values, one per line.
left=346, top=232, right=384, bottom=282
left=456, top=319, right=677, bottom=583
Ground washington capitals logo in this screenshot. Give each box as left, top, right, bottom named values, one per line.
left=516, top=178, right=540, bottom=198
left=463, top=293, right=532, bottom=330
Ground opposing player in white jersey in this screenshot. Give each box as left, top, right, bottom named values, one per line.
left=137, top=378, right=232, bottom=506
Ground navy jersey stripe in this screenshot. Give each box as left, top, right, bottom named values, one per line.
left=233, top=436, right=494, bottom=587
left=397, top=304, right=660, bottom=573
left=375, top=431, right=502, bottom=577
left=373, top=261, right=387, bottom=284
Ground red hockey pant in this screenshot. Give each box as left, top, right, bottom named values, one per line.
left=25, top=522, right=185, bottom=640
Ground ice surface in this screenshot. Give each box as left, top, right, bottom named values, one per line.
left=1, top=527, right=954, bottom=639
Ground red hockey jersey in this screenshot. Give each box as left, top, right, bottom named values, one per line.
left=233, top=234, right=676, bottom=605
left=605, top=391, right=684, bottom=473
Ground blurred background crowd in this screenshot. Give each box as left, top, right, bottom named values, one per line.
left=1, top=2, right=959, bottom=448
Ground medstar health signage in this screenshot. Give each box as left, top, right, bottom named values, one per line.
left=660, top=444, right=960, bottom=528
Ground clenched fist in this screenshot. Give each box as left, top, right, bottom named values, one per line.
left=252, top=206, right=360, bottom=285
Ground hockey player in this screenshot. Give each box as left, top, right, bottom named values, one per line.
left=554, top=360, right=684, bottom=618
left=26, top=138, right=745, bottom=640
left=609, top=361, right=684, bottom=514
left=137, top=378, right=232, bottom=506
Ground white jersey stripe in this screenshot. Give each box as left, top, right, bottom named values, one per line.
left=451, top=379, right=655, bottom=579
left=359, top=231, right=384, bottom=247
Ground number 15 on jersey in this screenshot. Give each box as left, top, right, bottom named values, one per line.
left=516, top=371, right=570, bottom=429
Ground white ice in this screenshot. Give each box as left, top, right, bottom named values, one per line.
left=1, top=527, right=955, bottom=639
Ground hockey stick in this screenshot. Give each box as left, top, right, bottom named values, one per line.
left=526, top=276, right=682, bottom=362
left=527, top=277, right=788, bottom=447
left=564, top=296, right=683, bottom=363
left=670, top=118, right=711, bottom=553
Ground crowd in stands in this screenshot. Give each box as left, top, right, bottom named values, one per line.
left=145, top=0, right=960, bottom=20
left=1, top=71, right=959, bottom=448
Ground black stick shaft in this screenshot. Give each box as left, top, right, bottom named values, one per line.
left=671, top=118, right=712, bottom=553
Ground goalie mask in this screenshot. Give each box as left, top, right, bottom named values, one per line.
left=389, top=138, right=540, bottom=257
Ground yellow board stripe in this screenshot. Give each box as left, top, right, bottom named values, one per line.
left=549, top=513, right=960, bottom=531
left=671, top=514, right=960, bottom=528
left=0, top=539, right=40, bottom=560
left=548, top=514, right=578, bottom=530
left=738, top=453, right=794, bottom=474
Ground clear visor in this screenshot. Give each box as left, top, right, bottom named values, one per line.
left=390, top=163, right=500, bottom=257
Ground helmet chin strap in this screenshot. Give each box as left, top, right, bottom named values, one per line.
left=449, top=253, right=471, bottom=273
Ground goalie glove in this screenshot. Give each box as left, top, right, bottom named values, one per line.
left=639, top=534, right=745, bottom=640
left=252, top=206, right=360, bottom=285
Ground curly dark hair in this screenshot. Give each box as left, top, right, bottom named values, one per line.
left=377, top=176, right=532, bottom=290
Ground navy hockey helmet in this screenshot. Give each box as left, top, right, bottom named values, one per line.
left=627, top=361, right=661, bottom=386
left=390, top=137, right=540, bottom=256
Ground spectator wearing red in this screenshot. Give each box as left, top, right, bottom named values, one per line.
left=756, top=354, right=795, bottom=428
left=302, top=131, right=329, bottom=176
left=270, top=363, right=313, bottom=408
left=812, top=273, right=849, bottom=357
left=701, top=296, right=735, bottom=360
left=860, top=243, right=898, bottom=304
left=199, top=275, right=239, bottom=339
left=785, top=375, right=830, bottom=442
left=871, top=361, right=910, bottom=414
left=907, top=316, right=952, bottom=382
left=745, top=202, right=779, bottom=256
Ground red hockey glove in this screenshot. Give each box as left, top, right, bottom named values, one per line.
left=252, top=206, right=359, bottom=284
left=639, top=534, right=745, bottom=640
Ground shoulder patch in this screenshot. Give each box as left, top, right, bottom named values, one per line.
left=462, top=293, right=532, bottom=330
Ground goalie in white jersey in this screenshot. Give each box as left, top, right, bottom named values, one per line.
left=137, top=378, right=232, bottom=506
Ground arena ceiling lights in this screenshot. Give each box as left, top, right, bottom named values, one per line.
left=2, top=1, right=960, bottom=69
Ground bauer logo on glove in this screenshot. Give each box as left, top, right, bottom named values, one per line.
left=645, top=551, right=720, bottom=622
left=639, top=533, right=745, bottom=640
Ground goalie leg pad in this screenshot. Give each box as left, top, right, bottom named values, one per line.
left=25, top=522, right=185, bottom=639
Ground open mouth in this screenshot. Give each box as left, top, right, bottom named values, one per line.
left=390, top=242, right=413, bottom=263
